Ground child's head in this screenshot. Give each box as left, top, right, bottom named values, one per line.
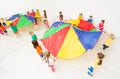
left=59, top=11, right=62, bottom=14
left=32, top=9, right=35, bottom=12
left=36, top=9, right=39, bottom=12
left=44, top=19, right=47, bottom=23
left=43, top=10, right=46, bottom=13
left=29, top=31, right=34, bottom=35
left=89, top=15, right=93, bottom=18
left=46, top=51, right=50, bottom=58
left=79, top=13, right=83, bottom=16
left=101, top=20, right=105, bottom=23
left=97, top=52, right=105, bottom=59
left=109, top=33, right=115, bottom=40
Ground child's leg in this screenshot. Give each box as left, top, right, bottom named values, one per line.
left=15, top=32, right=21, bottom=38
left=87, top=71, right=93, bottom=77
left=88, top=66, right=94, bottom=72
left=4, top=30, right=8, bottom=35
left=50, top=65, right=55, bottom=72
left=40, top=54, right=44, bottom=58
left=103, top=44, right=109, bottom=50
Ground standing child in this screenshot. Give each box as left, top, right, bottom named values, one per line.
left=97, top=20, right=105, bottom=31
left=44, top=20, right=50, bottom=28
left=59, top=11, right=63, bottom=22
left=77, top=13, right=83, bottom=20
left=103, top=33, right=115, bottom=50
left=0, top=22, right=8, bottom=35
left=32, top=40, right=44, bottom=58
left=87, top=52, right=105, bottom=77
left=43, top=10, right=47, bottom=19
left=87, top=15, right=93, bottom=23
left=35, top=9, right=42, bottom=18
left=31, top=9, right=36, bottom=17
left=10, top=23, right=20, bottom=37
left=44, top=51, right=56, bottom=72
left=33, top=18, right=38, bottom=30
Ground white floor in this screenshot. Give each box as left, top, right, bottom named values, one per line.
left=0, top=25, right=120, bottom=79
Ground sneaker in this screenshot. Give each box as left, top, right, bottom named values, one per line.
left=87, top=72, right=93, bottom=77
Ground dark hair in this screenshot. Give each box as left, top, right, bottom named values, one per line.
left=97, top=59, right=102, bottom=65
left=89, top=16, right=92, bottom=18
left=97, top=52, right=105, bottom=59
left=59, top=11, right=62, bottom=14
left=101, top=20, right=105, bottom=23
left=43, top=10, right=46, bottom=13
left=32, top=40, right=39, bottom=48
left=0, top=22, right=2, bottom=26
left=46, top=52, right=50, bottom=58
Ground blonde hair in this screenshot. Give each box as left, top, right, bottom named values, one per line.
left=29, top=31, right=33, bottom=35
left=109, top=33, right=115, bottom=40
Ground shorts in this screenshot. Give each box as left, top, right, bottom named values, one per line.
left=40, top=54, right=44, bottom=58
left=4, top=30, right=7, bottom=33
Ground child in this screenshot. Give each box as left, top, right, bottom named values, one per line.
left=77, top=13, right=83, bottom=20
left=87, top=52, right=105, bottom=77
left=35, top=9, right=42, bottom=18
left=103, top=33, right=115, bottom=50
left=98, top=20, right=105, bottom=31
left=43, top=10, right=47, bottom=19
left=0, top=18, right=7, bottom=27
left=44, top=19, right=50, bottom=28
left=44, top=51, right=56, bottom=72
left=10, top=23, right=20, bottom=37
left=32, top=40, right=44, bottom=58
left=0, top=22, right=8, bottom=35
left=33, top=18, right=38, bottom=30
left=87, top=15, right=93, bottom=23
left=59, top=11, right=63, bottom=22
left=29, top=31, right=38, bottom=41
left=31, top=9, right=36, bottom=17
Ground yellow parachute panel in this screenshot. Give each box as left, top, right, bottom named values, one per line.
left=57, top=27, right=86, bottom=59
left=65, top=19, right=80, bottom=26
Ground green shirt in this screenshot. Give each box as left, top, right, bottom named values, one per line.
left=10, top=26, right=18, bottom=33
left=32, top=34, right=38, bottom=41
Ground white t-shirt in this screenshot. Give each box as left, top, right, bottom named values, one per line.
left=48, top=57, right=54, bottom=65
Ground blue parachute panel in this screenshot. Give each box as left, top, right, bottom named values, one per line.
left=51, top=21, right=64, bottom=27
left=73, top=27, right=102, bottom=50
left=8, top=14, right=20, bottom=20
left=24, top=15, right=34, bottom=23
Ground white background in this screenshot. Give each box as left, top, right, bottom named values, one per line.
left=0, top=0, right=120, bottom=37
left=0, top=0, right=120, bottom=79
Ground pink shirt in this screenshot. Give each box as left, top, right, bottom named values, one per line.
left=45, top=21, right=50, bottom=28
left=99, top=23, right=104, bottom=31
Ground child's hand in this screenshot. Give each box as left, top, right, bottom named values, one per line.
left=48, top=64, right=50, bottom=67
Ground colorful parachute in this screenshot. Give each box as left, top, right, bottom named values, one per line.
left=65, top=19, right=80, bottom=26
left=41, top=23, right=102, bottom=59
left=51, top=21, right=64, bottom=27
left=7, top=14, right=33, bottom=28
left=78, top=20, right=95, bottom=31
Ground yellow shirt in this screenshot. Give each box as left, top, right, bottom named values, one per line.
left=35, top=10, right=42, bottom=18
left=77, top=16, right=83, bottom=20
left=105, top=38, right=112, bottom=46
left=91, top=58, right=100, bottom=68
